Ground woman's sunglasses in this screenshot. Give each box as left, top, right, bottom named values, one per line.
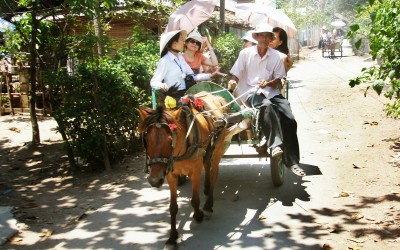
left=187, top=39, right=201, bottom=47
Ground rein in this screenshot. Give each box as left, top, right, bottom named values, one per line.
left=143, top=88, right=254, bottom=174
left=195, top=87, right=256, bottom=114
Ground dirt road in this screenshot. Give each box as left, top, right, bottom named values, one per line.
left=1, top=45, right=399, bottom=249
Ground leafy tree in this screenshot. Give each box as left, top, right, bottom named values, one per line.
left=1, top=0, right=118, bottom=148
left=348, top=0, right=400, bottom=118
left=1, top=0, right=157, bottom=171
left=279, top=0, right=335, bottom=29
left=213, top=33, right=243, bottom=86
left=113, top=27, right=159, bottom=93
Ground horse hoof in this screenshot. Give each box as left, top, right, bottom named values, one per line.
left=165, top=239, right=178, bottom=250
left=193, top=210, right=204, bottom=223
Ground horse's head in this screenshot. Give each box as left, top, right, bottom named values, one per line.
left=138, top=106, right=181, bottom=188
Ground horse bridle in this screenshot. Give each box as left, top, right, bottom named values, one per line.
left=142, top=122, right=177, bottom=174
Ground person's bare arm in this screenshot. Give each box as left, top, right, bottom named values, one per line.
left=228, top=76, right=239, bottom=90
left=210, top=66, right=227, bottom=77
left=285, top=55, right=293, bottom=73
left=202, top=37, right=218, bottom=66
left=259, top=78, right=281, bottom=89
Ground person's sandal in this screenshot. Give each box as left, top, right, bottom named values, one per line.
left=271, top=146, right=283, bottom=158
left=288, top=164, right=306, bottom=177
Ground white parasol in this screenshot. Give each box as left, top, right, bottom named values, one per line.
left=165, top=0, right=217, bottom=33
left=331, top=19, right=346, bottom=27
left=235, top=3, right=297, bottom=38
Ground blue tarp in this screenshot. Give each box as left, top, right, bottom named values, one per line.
left=0, top=18, right=15, bottom=32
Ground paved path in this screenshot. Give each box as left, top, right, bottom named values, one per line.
left=0, top=206, right=17, bottom=245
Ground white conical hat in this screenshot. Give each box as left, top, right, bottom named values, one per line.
left=186, top=30, right=203, bottom=49
left=160, top=29, right=187, bottom=55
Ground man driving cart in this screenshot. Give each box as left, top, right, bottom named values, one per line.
left=228, top=24, right=305, bottom=177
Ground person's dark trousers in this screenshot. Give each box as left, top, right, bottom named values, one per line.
left=270, top=94, right=300, bottom=166
left=246, top=93, right=283, bottom=151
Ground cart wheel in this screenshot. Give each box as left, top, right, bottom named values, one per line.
left=270, top=154, right=285, bottom=186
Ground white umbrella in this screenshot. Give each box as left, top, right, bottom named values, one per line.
left=235, top=3, right=297, bottom=38
left=165, top=0, right=217, bottom=33
left=0, top=18, right=15, bottom=32
left=331, top=19, right=346, bottom=27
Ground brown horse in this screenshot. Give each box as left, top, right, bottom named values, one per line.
left=138, top=92, right=229, bottom=247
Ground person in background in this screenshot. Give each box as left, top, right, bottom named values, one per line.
left=150, top=30, right=213, bottom=99
left=228, top=30, right=258, bottom=92
left=269, top=27, right=293, bottom=97
left=333, top=27, right=345, bottom=44
left=241, top=30, right=258, bottom=48
left=229, top=24, right=305, bottom=177
left=183, top=30, right=216, bottom=74
left=318, top=26, right=332, bottom=49
left=320, top=25, right=336, bottom=56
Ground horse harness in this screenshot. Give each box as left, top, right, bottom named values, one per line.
left=142, top=106, right=223, bottom=174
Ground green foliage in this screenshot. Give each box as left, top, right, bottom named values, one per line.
left=348, top=0, right=400, bottom=118
left=44, top=58, right=150, bottom=166
left=280, top=0, right=368, bottom=37
left=282, top=0, right=334, bottom=29
left=113, top=27, right=159, bottom=93
left=2, top=13, right=70, bottom=66
left=113, top=0, right=186, bottom=34
left=2, top=15, right=32, bottom=53
left=334, top=0, right=369, bottom=17
left=1, top=95, right=10, bottom=104
left=213, top=33, right=243, bottom=86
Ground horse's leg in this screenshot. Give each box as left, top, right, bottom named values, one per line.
left=203, top=161, right=211, bottom=196
left=165, top=174, right=179, bottom=247
left=203, top=137, right=225, bottom=218
left=202, top=161, right=217, bottom=217
left=190, top=161, right=204, bottom=223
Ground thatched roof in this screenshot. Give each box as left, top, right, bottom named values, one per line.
left=212, top=10, right=252, bottom=29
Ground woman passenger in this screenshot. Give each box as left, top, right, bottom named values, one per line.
left=151, top=30, right=212, bottom=99
left=183, top=30, right=226, bottom=77
left=269, top=27, right=293, bottom=97
left=183, top=30, right=218, bottom=74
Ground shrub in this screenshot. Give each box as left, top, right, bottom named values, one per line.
left=113, top=28, right=160, bottom=94
left=45, top=58, right=150, bottom=167
left=214, top=33, right=243, bottom=86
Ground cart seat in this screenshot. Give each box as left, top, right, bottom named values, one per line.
left=185, top=81, right=241, bottom=114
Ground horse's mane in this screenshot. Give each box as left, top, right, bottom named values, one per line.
left=138, top=106, right=182, bottom=133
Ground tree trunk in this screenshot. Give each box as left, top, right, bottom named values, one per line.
left=93, top=1, right=104, bottom=57
left=30, top=0, right=40, bottom=146
left=220, top=0, right=225, bottom=33
left=54, top=117, right=77, bottom=172
left=319, top=0, right=327, bottom=10
left=92, top=1, right=111, bottom=171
